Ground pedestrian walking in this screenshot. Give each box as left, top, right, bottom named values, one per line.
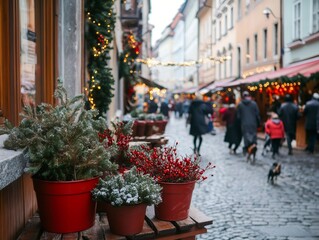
left=160, top=99, right=169, bottom=118
left=237, top=91, right=261, bottom=155
left=148, top=99, right=158, bottom=113
left=265, top=112, right=285, bottom=159
left=303, top=92, right=319, bottom=154
left=278, top=94, right=300, bottom=155
left=222, top=103, right=242, bottom=154
left=187, top=93, right=212, bottom=155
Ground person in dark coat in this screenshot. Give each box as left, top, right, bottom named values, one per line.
left=160, top=100, right=169, bottom=118
left=304, top=92, right=319, bottom=154
left=188, top=94, right=212, bottom=154
left=237, top=91, right=261, bottom=155
left=222, top=103, right=242, bottom=154
left=270, top=95, right=281, bottom=114
left=278, top=94, right=300, bottom=155
left=148, top=99, right=158, bottom=113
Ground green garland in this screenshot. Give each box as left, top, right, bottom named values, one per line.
left=85, top=0, right=116, bottom=117
left=119, top=33, right=141, bottom=84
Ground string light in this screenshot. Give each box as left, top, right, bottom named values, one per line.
left=136, top=55, right=231, bottom=67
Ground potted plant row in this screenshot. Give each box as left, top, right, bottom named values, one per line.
left=1, top=83, right=118, bottom=233
left=131, top=112, right=168, bottom=137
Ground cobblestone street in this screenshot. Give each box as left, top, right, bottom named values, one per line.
left=164, top=115, right=319, bottom=240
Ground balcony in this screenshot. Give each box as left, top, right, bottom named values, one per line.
left=121, top=0, right=141, bottom=29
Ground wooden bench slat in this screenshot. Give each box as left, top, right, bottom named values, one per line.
left=81, top=215, right=104, bottom=240
left=40, top=232, right=62, bottom=240
left=17, top=207, right=211, bottom=240
left=17, top=215, right=42, bottom=240
left=60, top=232, right=78, bottom=240
left=188, top=208, right=213, bottom=228
left=172, top=217, right=196, bottom=232
left=145, top=207, right=176, bottom=237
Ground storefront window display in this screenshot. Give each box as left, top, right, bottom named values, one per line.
left=20, top=0, right=37, bottom=107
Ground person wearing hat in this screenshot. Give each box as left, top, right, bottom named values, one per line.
left=237, top=91, right=261, bottom=155
left=278, top=94, right=300, bottom=155
left=265, top=112, right=285, bottom=159
left=304, top=92, right=319, bottom=154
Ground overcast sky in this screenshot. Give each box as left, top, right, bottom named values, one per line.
left=149, top=0, right=185, bottom=46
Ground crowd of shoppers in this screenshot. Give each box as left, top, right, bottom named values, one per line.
left=183, top=91, right=319, bottom=158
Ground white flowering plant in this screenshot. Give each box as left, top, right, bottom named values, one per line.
left=92, top=167, right=162, bottom=207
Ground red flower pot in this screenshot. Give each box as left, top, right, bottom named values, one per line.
left=132, top=120, right=138, bottom=137
left=105, top=203, right=147, bottom=236
left=136, top=120, right=146, bottom=136
left=145, top=120, right=155, bottom=136
left=155, top=120, right=168, bottom=135
left=32, top=177, right=98, bottom=233
left=155, top=181, right=195, bottom=221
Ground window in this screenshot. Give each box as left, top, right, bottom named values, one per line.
left=294, top=2, right=301, bottom=39
left=237, top=47, right=241, bottom=77
left=218, top=60, right=221, bottom=79
left=219, top=20, right=222, bottom=39
left=313, top=0, right=319, bottom=33
left=230, top=7, right=234, bottom=28
left=229, top=53, right=233, bottom=76
left=224, top=14, right=228, bottom=35
left=274, top=23, right=278, bottom=55
left=224, top=58, right=227, bottom=78
left=263, top=28, right=267, bottom=59
left=254, top=34, right=258, bottom=62
left=238, top=0, right=242, bottom=19
left=246, top=38, right=250, bottom=63
left=213, top=25, right=216, bottom=43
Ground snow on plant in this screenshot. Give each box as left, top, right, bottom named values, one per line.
left=92, top=167, right=162, bottom=207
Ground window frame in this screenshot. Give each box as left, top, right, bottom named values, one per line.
left=293, top=1, right=301, bottom=40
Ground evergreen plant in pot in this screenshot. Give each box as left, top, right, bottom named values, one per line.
left=1, top=83, right=118, bottom=233
left=129, top=143, right=215, bottom=221
left=92, top=167, right=162, bottom=236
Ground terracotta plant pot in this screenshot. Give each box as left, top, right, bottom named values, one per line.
left=32, top=177, right=98, bottom=233
left=155, top=181, right=195, bottom=221
left=105, top=203, right=147, bottom=236
left=136, top=120, right=146, bottom=137
left=154, top=120, right=168, bottom=135
left=145, top=120, right=155, bottom=136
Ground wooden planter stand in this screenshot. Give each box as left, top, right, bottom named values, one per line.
left=17, top=207, right=212, bottom=240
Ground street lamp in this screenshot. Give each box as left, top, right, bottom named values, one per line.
left=263, top=5, right=283, bottom=68
left=263, top=7, right=276, bottom=19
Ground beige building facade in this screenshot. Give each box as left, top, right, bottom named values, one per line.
left=236, top=0, right=281, bottom=79
left=212, top=0, right=237, bottom=83
left=197, top=0, right=215, bottom=85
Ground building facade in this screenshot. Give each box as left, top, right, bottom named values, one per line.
left=212, top=0, right=236, bottom=83
left=283, top=0, right=319, bottom=66
left=197, top=0, right=214, bottom=85
left=236, top=0, right=281, bottom=79
left=182, top=0, right=199, bottom=86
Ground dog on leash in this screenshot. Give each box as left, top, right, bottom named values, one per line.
left=246, top=143, right=257, bottom=163
left=267, top=162, right=281, bottom=184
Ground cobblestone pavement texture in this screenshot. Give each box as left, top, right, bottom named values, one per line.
left=164, top=115, right=319, bottom=240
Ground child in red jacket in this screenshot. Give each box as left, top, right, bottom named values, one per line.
left=265, top=112, right=285, bottom=159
